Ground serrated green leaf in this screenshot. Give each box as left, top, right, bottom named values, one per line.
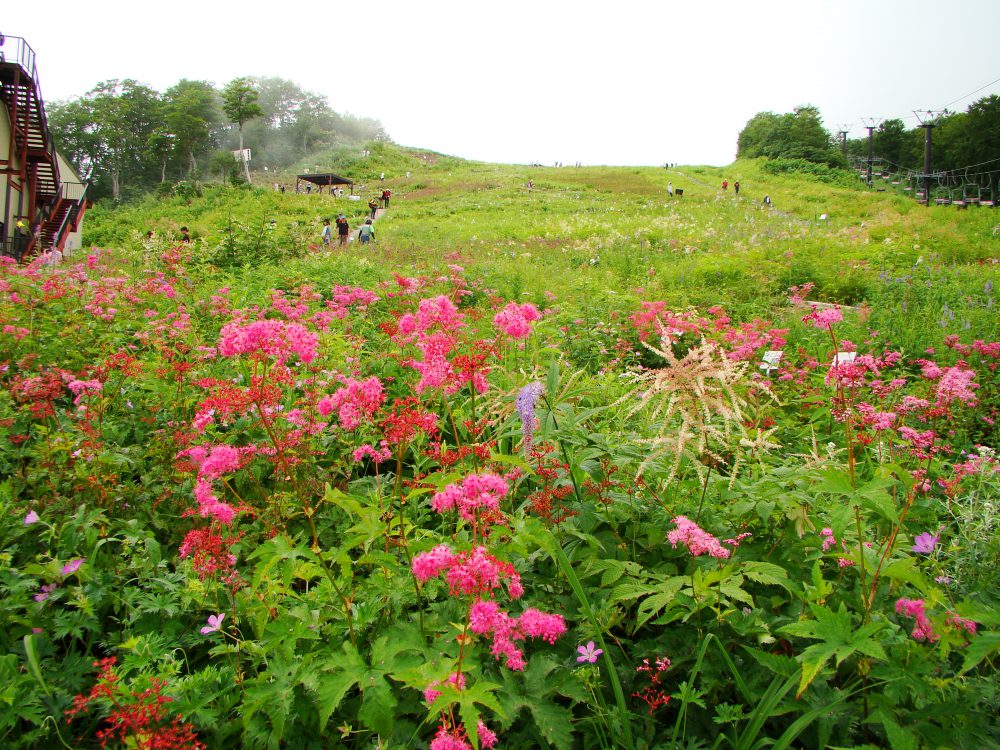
left=959, top=630, right=1000, bottom=675
left=637, top=578, right=686, bottom=628
left=742, top=560, right=792, bottom=589
left=358, top=674, right=396, bottom=736
left=529, top=700, right=575, bottom=750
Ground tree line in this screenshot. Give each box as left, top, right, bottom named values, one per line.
left=48, top=77, right=389, bottom=201
left=736, top=96, right=1000, bottom=192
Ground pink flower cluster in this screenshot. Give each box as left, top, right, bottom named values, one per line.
left=468, top=599, right=567, bottom=671
left=667, top=516, right=731, bottom=559
left=493, top=302, right=541, bottom=340
left=429, top=719, right=497, bottom=750
left=430, top=473, right=509, bottom=524
left=423, top=672, right=466, bottom=704
left=396, top=295, right=477, bottom=393
left=317, top=376, right=385, bottom=430
left=895, top=598, right=938, bottom=642
left=935, top=365, right=978, bottom=407
left=412, top=544, right=524, bottom=599
left=218, top=319, right=318, bottom=363
left=722, top=319, right=788, bottom=362
left=178, top=444, right=254, bottom=525
left=803, top=305, right=843, bottom=329
left=67, top=378, right=103, bottom=405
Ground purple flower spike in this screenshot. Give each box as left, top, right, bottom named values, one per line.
left=61, top=558, right=84, bottom=576
left=912, top=532, right=938, bottom=554
left=200, top=613, right=226, bottom=635
left=516, top=382, right=544, bottom=456
left=576, top=640, right=603, bottom=663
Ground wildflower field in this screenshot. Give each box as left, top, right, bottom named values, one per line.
left=2, top=152, right=999, bottom=749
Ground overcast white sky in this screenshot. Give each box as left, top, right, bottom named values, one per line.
left=5, top=0, right=999, bottom=166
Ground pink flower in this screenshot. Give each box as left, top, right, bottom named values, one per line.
left=317, top=376, right=385, bottom=430
left=218, top=319, right=318, bottom=363
left=667, top=516, right=730, bottom=559
left=935, top=366, right=978, bottom=407
left=61, top=558, right=84, bottom=576
left=477, top=721, right=498, bottom=749
left=911, top=532, right=938, bottom=554
left=24, top=510, right=39, bottom=525
left=577, top=641, right=603, bottom=663
left=803, top=305, right=842, bottom=329
left=820, top=528, right=837, bottom=552
left=494, top=302, right=541, bottom=339
left=200, top=613, right=225, bottom=634
left=412, top=544, right=456, bottom=583
left=895, top=598, right=938, bottom=642
left=430, top=473, right=509, bottom=524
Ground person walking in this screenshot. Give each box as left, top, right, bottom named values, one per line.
left=734, top=181, right=741, bottom=195
left=358, top=218, right=375, bottom=244
left=382, top=188, right=391, bottom=208
left=337, top=214, right=349, bottom=247
left=368, top=197, right=379, bottom=220
left=722, top=180, right=728, bottom=191
left=321, top=218, right=333, bottom=247
left=667, top=182, right=674, bottom=197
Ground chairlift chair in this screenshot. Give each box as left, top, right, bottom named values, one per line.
left=981, top=185, right=996, bottom=208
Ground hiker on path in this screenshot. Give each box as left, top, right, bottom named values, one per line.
left=734, top=181, right=741, bottom=195
left=321, top=218, right=333, bottom=247
left=667, top=182, right=674, bottom=197
left=368, top=198, right=379, bottom=220
left=382, top=189, right=391, bottom=208
left=337, top=214, right=349, bottom=246
left=722, top=180, right=728, bottom=191
left=358, top=218, right=375, bottom=244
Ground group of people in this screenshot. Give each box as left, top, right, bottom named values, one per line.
left=321, top=211, right=377, bottom=248
left=721, top=179, right=741, bottom=194
left=367, top=190, right=391, bottom=219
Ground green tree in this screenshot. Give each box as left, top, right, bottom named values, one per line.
left=165, top=80, right=221, bottom=177
left=737, top=105, right=839, bottom=166
left=49, top=79, right=162, bottom=200
left=222, top=78, right=263, bottom=184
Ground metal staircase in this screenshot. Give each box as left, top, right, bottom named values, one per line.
left=1, top=35, right=87, bottom=261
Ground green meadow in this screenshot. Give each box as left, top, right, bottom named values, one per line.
left=2, top=145, right=998, bottom=749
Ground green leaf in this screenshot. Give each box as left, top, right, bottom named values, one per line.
left=314, top=643, right=365, bottom=731
left=358, top=674, right=396, bottom=737
left=959, top=630, right=1000, bottom=674
left=529, top=700, right=575, bottom=750
left=742, top=561, right=792, bottom=589
left=636, top=577, right=686, bottom=628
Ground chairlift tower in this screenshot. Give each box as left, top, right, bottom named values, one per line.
left=914, top=111, right=943, bottom=206
left=861, top=118, right=880, bottom=187
left=837, top=124, right=850, bottom=162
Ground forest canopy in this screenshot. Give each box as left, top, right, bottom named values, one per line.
left=48, top=76, right=389, bottom=200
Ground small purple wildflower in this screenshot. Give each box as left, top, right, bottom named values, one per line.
left=576, top=641, right=603, bottom=663
left=24, top=510, right=40, bottom=525
left=516, top=382, right=544, bottom=456
left=34, top=583, right=57, bottom=602
left=61, top=558, right=84, bottom=576
left=912, top=532, right=938, bottom=554
left=201, top=613, right=226, bottom=635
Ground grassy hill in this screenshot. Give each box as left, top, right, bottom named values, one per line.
left=84, top=146, right=1000, bottom=356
